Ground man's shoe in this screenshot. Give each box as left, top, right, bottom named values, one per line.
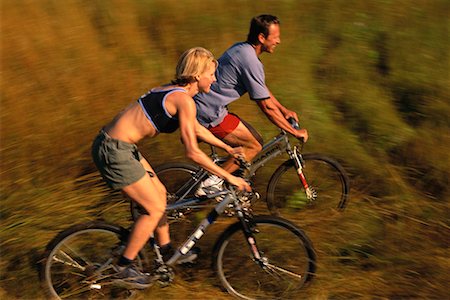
left=112, top=264, right=152, bottom=289
left=195, top=175, right=224, bottom=197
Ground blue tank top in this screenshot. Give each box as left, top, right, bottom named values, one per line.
left=138, top=87, right=185, bottom=133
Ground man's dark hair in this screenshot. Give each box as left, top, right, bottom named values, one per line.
left=246, top=15, right=280, bottom=45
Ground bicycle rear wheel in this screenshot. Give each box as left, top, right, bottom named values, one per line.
left=212, top=216, right=316, bottom=299
left=41, top=222, right=146, bottom=299
left=266, top=154, right=350, bottom=219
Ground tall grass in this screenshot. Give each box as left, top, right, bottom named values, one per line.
left=1, top=0, right=449, bottom=299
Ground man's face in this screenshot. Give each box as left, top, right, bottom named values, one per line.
left=261, top=24, right=281, bottom=54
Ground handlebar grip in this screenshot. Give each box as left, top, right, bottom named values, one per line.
left=288, top=117, right=300, bottom=130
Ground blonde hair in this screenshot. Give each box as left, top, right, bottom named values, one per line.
left=172, top=47, right=218, bottom=86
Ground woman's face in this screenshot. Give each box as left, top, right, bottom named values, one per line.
left=197, top=62, right=217, bottom=93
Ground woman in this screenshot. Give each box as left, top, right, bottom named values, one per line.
left=91, top=47, right=250, bottom=288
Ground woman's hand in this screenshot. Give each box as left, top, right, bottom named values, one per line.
left=226, top=146, right=245, bottom=159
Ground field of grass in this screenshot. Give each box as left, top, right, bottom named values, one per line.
left=1, top=0, right=449, bottom=299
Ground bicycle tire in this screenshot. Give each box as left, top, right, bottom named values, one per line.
left=212, top=216, right=316, bottom=299
left=266, top=153, right=350, bottom=218
left=40, top=221, right=146, bottom=299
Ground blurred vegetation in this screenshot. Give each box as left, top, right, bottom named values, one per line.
left=1, top=0, right=449, bottom=299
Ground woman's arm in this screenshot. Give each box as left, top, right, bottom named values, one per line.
left=175, top=94, right=250, bottom=190
left=194, top=121, right=243, bottom=157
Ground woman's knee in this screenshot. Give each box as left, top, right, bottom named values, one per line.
left=136, top=194, right=166, bottom=217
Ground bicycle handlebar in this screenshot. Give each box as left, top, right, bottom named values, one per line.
left=287, top=117, right=306, bottom=146
left=288, top=117, right=300, bottom=130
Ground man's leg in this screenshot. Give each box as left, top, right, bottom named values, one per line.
left=196, top=114, right=262, bottom=197
left=220, top=121, right=262, bottom=174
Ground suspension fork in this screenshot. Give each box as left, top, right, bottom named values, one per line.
left=288, top=146, right=308, bottom=189
left=236, top=209, right=264, bottom=262
left=290, top=146, right=317, bottom=202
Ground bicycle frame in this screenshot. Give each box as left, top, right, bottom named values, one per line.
left=164, top=129, right=305, bottom=202
left=248, top=130, right=296, bottom=176
left=151, top=188, right=260, bottom=266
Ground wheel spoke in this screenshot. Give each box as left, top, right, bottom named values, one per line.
left=52, top=250, right=86, bottom=271
left=263, top=261, right=303, bottom=280
left=43, top=224, right=143, bottom=299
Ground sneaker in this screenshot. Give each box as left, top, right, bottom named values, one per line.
left=112, top=264, right=152, bottom=289
left=195, top=175, right=224, bottom=197
left=162, top=245, right=200, bottom=265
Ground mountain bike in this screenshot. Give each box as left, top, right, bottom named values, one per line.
left=41, top=186, right=316, bottom=299
left=131, top=118, right=350, bottom=222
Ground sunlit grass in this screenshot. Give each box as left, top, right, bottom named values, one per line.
left=1, top=0, right=449, bottom=299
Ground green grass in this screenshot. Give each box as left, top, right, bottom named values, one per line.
left=1, top=0, right=449, bottom=299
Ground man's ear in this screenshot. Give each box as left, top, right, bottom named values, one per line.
left=258, top=33, right=266, bottom=44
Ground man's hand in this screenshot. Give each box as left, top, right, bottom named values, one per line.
left=283, top=109, right=299, bottom=122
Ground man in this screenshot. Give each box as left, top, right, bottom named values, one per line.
left=194, top=14, right=308, bottom=195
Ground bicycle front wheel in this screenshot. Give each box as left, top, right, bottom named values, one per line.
left=130, top=162, right=212, bottom=248
left=212, top=216, right=316, bottom=299
left=266, top=154, right=350, bottom=219
left=41, top=222, right=145, bottom=299
left=130, top=162, right=200, bottom=221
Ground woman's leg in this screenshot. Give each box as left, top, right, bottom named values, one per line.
left=121, top=172, right=167, bottom=260
left=139, top=157, right=171, bottom=247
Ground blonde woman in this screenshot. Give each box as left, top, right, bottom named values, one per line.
left=91, top=47, right=251, bottom=288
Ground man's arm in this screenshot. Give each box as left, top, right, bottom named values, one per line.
left=256, top=93, right=308, bottom=141
left=268, top=91, right=298, bottom=121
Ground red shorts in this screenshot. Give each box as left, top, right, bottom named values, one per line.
left=208, top=113, right=240, bottom=139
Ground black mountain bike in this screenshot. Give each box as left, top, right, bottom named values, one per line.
left=41, top=186, right=316, bottom=299
left=131, top=119, right=350, bottom=222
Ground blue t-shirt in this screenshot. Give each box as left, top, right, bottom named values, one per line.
left=194, top=42, right=271, bottom=127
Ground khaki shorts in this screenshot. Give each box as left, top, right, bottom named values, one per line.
left=91, top=130, right=146, bottom=189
